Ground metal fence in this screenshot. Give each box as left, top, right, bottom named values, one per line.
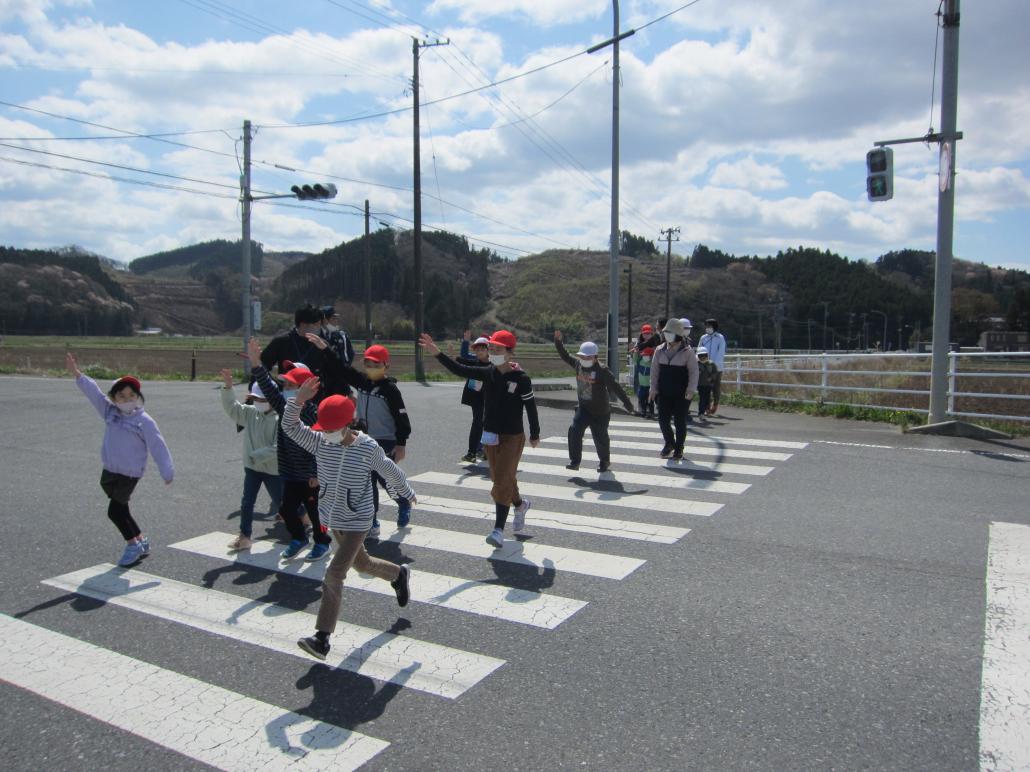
left=723, top=351, right=1030, bottom=423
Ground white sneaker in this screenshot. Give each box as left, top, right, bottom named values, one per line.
left=486, top=528, right=504, bottom=548
left=512, top=497, right=531, bottom=533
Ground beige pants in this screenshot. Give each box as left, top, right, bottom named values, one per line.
left=316, top=529, right=401, bottom=634
left=484, top=432, right=525, bottom=506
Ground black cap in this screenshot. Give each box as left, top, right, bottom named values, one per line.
left=321, top=305, right=337, bottom=319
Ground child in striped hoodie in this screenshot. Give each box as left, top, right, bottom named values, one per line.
left=283, top=376, right=416, bottom=661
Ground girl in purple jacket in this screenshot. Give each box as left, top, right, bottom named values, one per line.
left=67, top=352, right=174, bottom=567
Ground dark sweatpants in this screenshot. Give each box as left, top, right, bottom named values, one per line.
left=568, top=405, right=611, bottom=466
left=280, top=479, right=330, bottom=544
left=101, top=470, right=141, bottom=541
left=657, top=394, right=688, bottom=453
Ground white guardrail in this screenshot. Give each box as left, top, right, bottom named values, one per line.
left=722, top=350, right=1030, bottom=423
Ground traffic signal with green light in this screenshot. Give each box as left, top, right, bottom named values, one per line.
left=866, top=148, right=893, bottom=202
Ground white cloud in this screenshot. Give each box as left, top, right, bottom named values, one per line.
left=709, top=157, right=787, bottom=191
left=427, top=0, right=608, bottom=27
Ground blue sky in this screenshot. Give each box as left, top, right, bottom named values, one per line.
left=1, top=0, right=1028, bottom=270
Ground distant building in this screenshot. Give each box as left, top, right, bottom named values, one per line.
left=137, top=327, right=163, bottom=336
left=978, top=330, right=1030, bottom=352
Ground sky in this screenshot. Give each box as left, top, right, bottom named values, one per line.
left=1, top=0, right=1028, bottom=271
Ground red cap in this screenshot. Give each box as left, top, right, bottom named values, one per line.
left=489, top=330, right=517, bottom=349
left=363, top=344, right=390, bottom=364
left=641, top=347, right=655, bottom=356
left=641, top=324, right=653, bottom=333
left=281, top=366, right=315, bottom=387
left=112, top=375, right=141, bottom=393
left=312, top=395, right=355, bottom=432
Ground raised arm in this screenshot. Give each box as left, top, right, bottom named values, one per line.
left=420, top=333, right=490, bottom=379
left=553, top=330, right=577, bottom=368
left=69, top=352, right=113, bottom=420
left=280, top=378, right=322, bottom=454
left=219, top=368, right=248, bottom=424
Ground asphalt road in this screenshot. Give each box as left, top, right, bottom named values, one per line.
left=1, top=374, right=1028, bottom=771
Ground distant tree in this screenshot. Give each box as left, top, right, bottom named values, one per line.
left=620, top=231, right=658, bottom=258
left=1007, top=287, right=1030, bottom=332
left=690, top=244, right=735, bottom=269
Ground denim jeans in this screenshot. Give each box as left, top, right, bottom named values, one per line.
left=568, top=405, right=611, bottom=466
left=240, top=468, right=283, bottom=538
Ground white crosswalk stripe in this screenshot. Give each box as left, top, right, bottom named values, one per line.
left=42, top=564, right=505, bottom=699
left=605, top=422, right=809, bottom=449
left=514, top=461, right=752, bottom=495
left=410, top=471, right=723, bottom=516
left=520, top=445, right=774, bottom=476
left=378, top=494, right=690, bottom=544
left=0, top=613, right=390, bottom=770
left=170, top=532, right=587, bottom=629
left=541, top=436, right=793, bottom=461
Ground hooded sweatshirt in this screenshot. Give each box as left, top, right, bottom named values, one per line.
left=649, top=342, right=700, bottom=400
left=220, top=386, right=278, bottom=475
left=76, top=374, right=174, bottom=482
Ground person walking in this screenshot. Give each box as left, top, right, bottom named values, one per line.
left=554, top=330, right=635, bottom=472
left=219, top=370, right=281, bottom=551
left=649, top=318, right=699, bottom=461
left=282, top=378, right=415, bottom=662
left=67, top=352, right=174, bottom=567
left=699, top=318, right=727, bottom=415
left=635, top=346, right=656, bottom=418
left=695, top=347, right=718, bottom=420
left=457, top=331, right=490, bottom=464
left=419, top=330, right=539, bottom=548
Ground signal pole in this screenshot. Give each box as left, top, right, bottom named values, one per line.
left=412, top=36, right=448, bottom=382
left=240, top=119, right=252, bottom=368
left=661, top=226, right=680, bottom=319
left=364, top=199, right=372, bottom=347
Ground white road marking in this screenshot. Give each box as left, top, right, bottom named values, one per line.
left=410, top=471, right=723, bottom=517
left=379, top=494, right=689, bottom=544
left=520, top=445, right=774, bottom=476
left=42, top=564, right=504, bottom=699
left=816, top=440, right=1030, bottom=460
left=374, top=523, right=644, bottom=580
left=170, top=532, right=586, bottom=629
left=979, top=521, right=1030, bottom=772
left=540, top=436, right=793, bottom=462
left=0, top=613, right=388, bottom=771
left=606, top=422, right=809, bottom=449
left=515, top=461, right=751, bottom=495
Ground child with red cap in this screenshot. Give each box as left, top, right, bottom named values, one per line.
left=247, top=338, right=333, bottom=562
left=67, top=352, right=174, bottom=567
left=283, top=377, right=416, bottom=661
left=306, top=335, right=413, bottom=537
left=419, top=329, right=539, bottom=548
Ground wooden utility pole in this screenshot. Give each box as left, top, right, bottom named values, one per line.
left=364, top=199, right=371, bottom=347
left=660, top=227, right=680, bottom=319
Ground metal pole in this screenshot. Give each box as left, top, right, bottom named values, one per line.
left=364, top=199, right=372, bottom=347
left=820, top=300, right=829, bottom=352
left=928, top=0, right=960, bottom=424
left=240, top=119, right=252, bottom=369
left=607, top=0, right=621, bottom=375
left=625, top=263, right=632, bottom=353
left=412, top=39, right=425, bottom=382
left=665, top=232, right=671, bottom=319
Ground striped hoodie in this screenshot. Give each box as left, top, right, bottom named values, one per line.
left=281, top=398, right=414, bottom=532
left=252, top=366, right=318, bottom=481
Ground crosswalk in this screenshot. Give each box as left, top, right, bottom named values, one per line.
left=9, top=416, right=807, bottom=769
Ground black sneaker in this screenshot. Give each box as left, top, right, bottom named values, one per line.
left=565, top=462, right=580, bottom=471
left=460, top=451, right=477, bottom=463
left=672, top=450, right=684, bottom=461
left=659, top=444, right=673, bottom=459
left=298, top=635, right=330, bottom=660
left=597, top=462, right=611, bottom=473
left=391, top=564, right=410, bottom=607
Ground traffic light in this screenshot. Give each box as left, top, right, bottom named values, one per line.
left=866, top=147, right=893, bottom=202
left=290, top=182, right=338, bottom=200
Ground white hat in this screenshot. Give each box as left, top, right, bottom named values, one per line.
left=249, top=382, right=268, bottom=400
left=472, top=336, right=490, bottom=347
left=696, top=346, right=708, bottom=356
left=679, top=317, right=693, bottom=329
left=576, top=341, right=599, bottom=358
left=662, top=318, right=685, bottom=337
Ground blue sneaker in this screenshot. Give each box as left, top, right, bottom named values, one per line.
left=117, top=541, right=144, bottom=567
left=280, top=539, right=308, bottom=560
left=304, top=542, right=331, bottom=562
left=138, top=536, right=151, bottom=557
left=396, top=500, right=411, bottom=529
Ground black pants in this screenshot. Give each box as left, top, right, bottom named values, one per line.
left=568, top=405, right=611, bottom=465
left=657, top=395, right=688, bottom=453
left=100, top=470, right=141, bottom=541
left=280, top=479, right=330, bottom=544
left=697, top=386, right=712, bottom=416
left=467, top=400, right=485, bottom=455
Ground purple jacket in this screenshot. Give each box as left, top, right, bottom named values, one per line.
left=76, top=374, right=175, bottom=482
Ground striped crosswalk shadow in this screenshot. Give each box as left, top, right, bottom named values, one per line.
left=171, top=532, right=587, bottom=629
left=378, top=494, right=690, bottom=544
left=410, top=471, right=723, bottom=517
left=540, top=436, right=793, bottom=462
left=514, top=461, right=751, bottom=495
left=520, top=446, right=774, bottom=476
left=606, top=422, right=809, bottom=449
left=0, top=613, right=389, bottom=770
left=42, top=564, right=505, bottom=699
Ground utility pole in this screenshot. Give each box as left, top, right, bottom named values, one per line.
left=807, top=320, right=813, bottom=352
left=757, top=311, right=764, bottom=352
left=660, top=227, right=679, bottom=319
left=847, top=312, right=855, bottom=352
left=818, top=300, right=830, bottom=352
left=240, top=119, right=253, bottom=368
left=897, top=314, right=903, bottom=351
left=624, top=263, right=633, bottom=353
left=861, top=312, right=868, bottom=350
left=774, top=303, right=784, bottom=354
left=364, top=199, right=372, bottom=347
left=412, top=36, right=448, bottom=382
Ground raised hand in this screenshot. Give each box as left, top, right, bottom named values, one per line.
left=219, top=368, right=233, bottom=388
left=554, top=329, right=563, bottom=342
left=66, top=351, right=81, bottom=377
left=418, top=333, right=439, bottom=355
left=304, top=332, right=328, bottom=350
left=462, top=329, right=471, bottom=342
left=245, top=337, right=261, bottom=366
left=296, top=376, right=320, bottom=403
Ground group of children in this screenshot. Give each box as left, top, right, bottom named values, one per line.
left=68, top=312, right=725, bottom=659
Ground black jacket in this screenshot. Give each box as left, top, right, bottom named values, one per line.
left=435, top=352, right=540, bottom=439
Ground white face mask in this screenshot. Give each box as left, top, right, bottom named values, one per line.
left=488, top=354, right=507, bottom=366
left=115, top=399, right=140, bottom=414
left=322, top=430, right=344, bottom=444
left=325, top=324, right=338, bottom=333
left=579, top=358, right=595, bottom=368
left=257, top=401, right=273, bottom=413
left=283, top=389, right=298, bottom=401
left=663, top=332, right=677, bottom=342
